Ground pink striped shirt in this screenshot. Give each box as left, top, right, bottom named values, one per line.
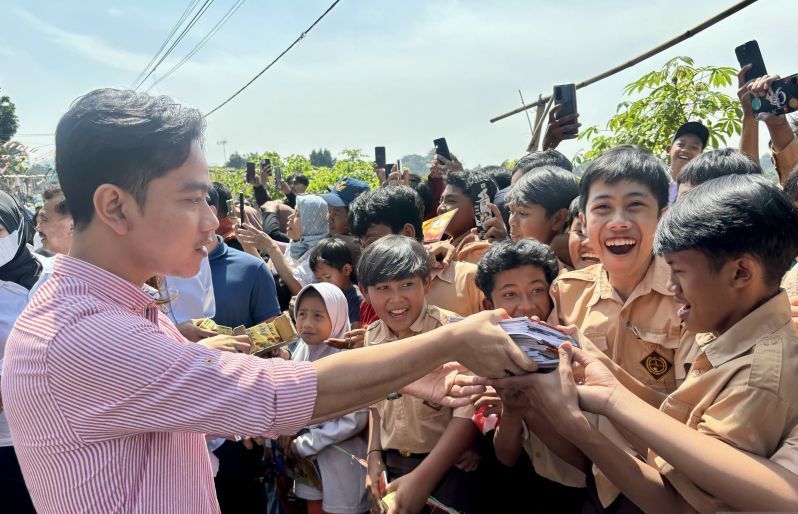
left=2, top=255, right=318, bottom=514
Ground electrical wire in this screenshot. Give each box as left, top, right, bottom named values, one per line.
left=203, top=0, right=341, bottom=118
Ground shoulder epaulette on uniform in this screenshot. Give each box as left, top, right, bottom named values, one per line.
left=554, top=263, right=603, bottom=284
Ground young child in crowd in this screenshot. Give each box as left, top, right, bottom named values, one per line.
left=285, top=283, right=369, bottom=514
left=436, top=170, right=498, bottom=263
left=666, top=121, right=708, bottom=202
left=506, top=165, right=578, bottom=250
left=318, top=177, right=370, bottom=243
left=360, top=235, right=479, bottom=514
left=309, top=237, right=363, bottom=329
left=508, top=174, right=798, bottom=514
left=566, top=197, right=599, bottom=271
left=474, top=239, right=587, bottom=513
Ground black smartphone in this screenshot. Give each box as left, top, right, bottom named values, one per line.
left=385, top=163, right=394, bottom=174
left=469, top=179, right=497, bottom=238
left=260, top=158, right=271, bottom=174
left=238, top=192, right=245, bottom=221
left=375, top=146, right=386, bottom=168
left=553, top=83, right=578, bottom=137
left=246, top=162, right=256, bottom=184
left=274, top=165, right=282, bottom=190
left=433, top=138, right=451, bottom=162
left=735, top=40, right=767, bottom=83
left=752, top=72, right=798, bottom=117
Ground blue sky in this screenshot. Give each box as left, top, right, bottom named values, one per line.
left=1, top=0, right=792, bottom=167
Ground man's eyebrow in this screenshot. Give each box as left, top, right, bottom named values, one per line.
left=179, top=181, right=211, bottom=193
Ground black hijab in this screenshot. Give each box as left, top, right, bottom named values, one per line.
left=0, top=190, right=43, bottom=290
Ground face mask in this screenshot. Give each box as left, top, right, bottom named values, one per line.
left=0, top=229, right=20, bottom=268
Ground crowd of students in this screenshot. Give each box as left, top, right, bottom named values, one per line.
left=0, top=68, right=797, bottom=514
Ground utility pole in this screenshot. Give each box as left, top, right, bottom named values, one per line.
left=217, top=140, right=228, bottom=165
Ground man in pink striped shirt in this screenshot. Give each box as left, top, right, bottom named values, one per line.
left=1, top=89, right=536, bottom=514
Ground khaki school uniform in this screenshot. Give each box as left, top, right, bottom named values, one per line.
left=364, top=304, right=473, bottom=454
left=781, top=262, right=798, bottom=298
left=427, top=261, right=484, bottom=317
left=650, top=290, right=798, bottom=514
left=771, top=422, right=798, bottom=476
left=551, top=257, right=696, bottom=506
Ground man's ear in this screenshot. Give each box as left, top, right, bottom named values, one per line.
left=401, top=223, right=416, bottom=239
left=358, top=283, right=370, bottom=303
left=482, top=297, right=495, bottom=311
left=579, top=211, right=586, bottom=226
left=342, top=263, right=353, bottom=277
left=551, top=207, right=569, bottom=233
left=93, top=184, right=135, bottom=236
left=658, top=204, right=669, bottom=219
left=729, top=255, right=758, bottom=290
left=666, top=144, right=673, bottom=155
left=422, top=275, right=432, bottom=294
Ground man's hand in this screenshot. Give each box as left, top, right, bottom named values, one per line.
left=429, top=153, right=463, bottom=180
left=386, top=166, right=409, bottom=187
left=543, top=104, right=580, bottom=150
left=472, top=386, right=502, bottom=417
left=325, top=328, right=366, bottom=349
left=425, top=240, right=456, bottom=270
left=280, top=179, right=292, bottom=196
left=176, top=320, right=217, bottom=342
left=384, top=470, right=430, bottom=514
left=199, top=334, right=252, bottom=354
left=366, top=452, right=388, bottom=514
left=481, top=203, right=507, bottom=243
left=400, top=362, right=487, bottom=408
left=737, top=64, right=755, bottom=120
left=448, top=309, right=538, bottom=378
left=749, top=74, right=788, bottom=125
left=236, top=223, right=278, bottom=254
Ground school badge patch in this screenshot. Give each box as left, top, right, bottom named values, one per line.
left=641, top=351, right=671, bottom=380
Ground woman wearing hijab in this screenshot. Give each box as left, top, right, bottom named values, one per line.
left=283, top=283, right=368, bottom=514
left=0, top=190, right=44, bottom=514
left=237, top=194, right=329, bottom=295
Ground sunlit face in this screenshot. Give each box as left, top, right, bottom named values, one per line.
left=286, top=202, right=302, bottom=240
left=37, top=196, right=74, bottom=255
left=483, top=264, right=553, bottom=319
left=568, top=216, right=599, bottom=270
left=665, top=249, right=737, bottom=334
left=125, top=141, right=219, bottom=278
left=291, top=180, right=308, bottom=195
left=328, top=205, right=349, bottom=235
left=437, top=184, right=474, bottom=239
left=668, top=134, right=703, bottom=179
left=364, top=276, right=430, bottom=336
left=295, top=293, right=333, bottom=345
left=360, top=223, right=395, bottom=249
left=584, top=179, right=662, bottom=279
left=508, top=202, right=559, bottom=245
left=313, top=261, right=352, bottom=290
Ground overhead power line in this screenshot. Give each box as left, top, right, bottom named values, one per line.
left=146, top=0, right=247, bottom=92
left=133, top=0, right=216, bottom=91
left=130, top=0, right=201, bottom=89
left=203, top=0, right=342, bottom=118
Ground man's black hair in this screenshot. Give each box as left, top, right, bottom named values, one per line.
left=408, top=174, right=434, bottom=217
left=445, top=170, right=499, bottom=204
left=206, top=185, right=219, bottom=210
left=476, top=239, right=559, bottom=301
left=508, top=165, right=579, bottom=216
left=292, top=174, right=310, bottom=187
left=480, top=165, right=512, bottom=189
left=357, top=234, right=431, bottom=288
left=579, top=145, right=669, bottom=213
left=42, top=187, right=70, bottom=217
left=55, top=88, right=205, bottom=228
left=654, top=174, right=798, bottom=286
left=348, top=186, right=424, bottom=241
left=309, top=237, right=357, bottom=283
left=676, top=148, right=761, bottom=186
left=567, top=196, right=581, bottom=228
left=212, top=181, right=232, bottom=217
left=784, top=165, right=798, bottom=205
left=513, top=149, right=573, bottom=178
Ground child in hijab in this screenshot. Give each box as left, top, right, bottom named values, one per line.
left=282, top=283, right=368, bottom=514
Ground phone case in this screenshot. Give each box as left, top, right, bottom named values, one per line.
left=752, top=73, right=798, bottom=117
left=553, top=84, right=578, bottom=136
left=433, top=138, right=451, bottom=161
left=469, top=180, right=497, bottom=238
left=375, top=146, right=386, bottom=168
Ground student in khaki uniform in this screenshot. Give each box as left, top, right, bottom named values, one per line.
left=348, top=186, right=484, bottom=318
left=359, top=235, right=479, bottom=514
left=495, top=174, right=798, bottom=514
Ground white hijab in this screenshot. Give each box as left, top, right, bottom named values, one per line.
left=291, top=282, right=350, bottom=362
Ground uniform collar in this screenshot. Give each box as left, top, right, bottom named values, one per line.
left=697, top=290, right=791, bottom=368
left=587, top=257, right=671, bottom=308
left=370, top=302, right=432, bottom=344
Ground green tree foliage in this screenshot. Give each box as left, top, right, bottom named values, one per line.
left=225, top=151, right=247, bottom=169
left=309, top=148, right=336, bottom=168
left=578, top=56, right=741, bottom=162
left=0, top=90, right=19, bottom=144
left=399, top=153, right=429, bottom=176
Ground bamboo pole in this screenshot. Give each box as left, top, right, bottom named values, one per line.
left=490, top=0, right=759, bottom=124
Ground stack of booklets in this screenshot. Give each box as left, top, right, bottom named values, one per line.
left=451, top=316, right=578, bottom=369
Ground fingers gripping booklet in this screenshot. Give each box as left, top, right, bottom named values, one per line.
left=194, top=312, right=299, bottom=356
left=449, top=316, right=579, bottom=369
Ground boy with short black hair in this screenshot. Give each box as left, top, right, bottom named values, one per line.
left=309, top=236, right=363, bottom=328
left=507, top=165, right=578, bottom=247
left=437, top=170, right=498, bottom=263
left=675, top=148, right=761, bottom=197
left=360, top=235, right=478, bottom=513
left=667, top=121, right=708, bottom=201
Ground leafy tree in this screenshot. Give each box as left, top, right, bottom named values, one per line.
left=309, top=148, right=336, bottom=168
left=225, top=151, right=246, bottom=169
left=399, top=154, right=429, bottom=176
left=0, top=90, right=19, bottom=144
left=578, top=56, right=741, bottom=162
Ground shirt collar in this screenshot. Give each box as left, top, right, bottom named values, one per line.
left=431, top=262, right=456, bottom=284
left=587, top=257, right=671, bottom=308
left=698, top=290, right=791, bottom=368
left=208, top=235, right=228, bottom=261
left=371, top=302, right=431, bottom=344
left=52, top=254, right=157, bottom=315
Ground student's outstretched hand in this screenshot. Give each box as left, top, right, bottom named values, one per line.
left=450, top=309, right=538, bottom=378
left=366, top=453, right=388, bottom=514
left=480, top=202, right=507, bottom=243
left=325, top=328, right=366, bottom=349
left=384, top=470, right=430, bottom=514
left=425, top=240, right=456, bottom=269
left=543, top=104, right=581, bottom=150
left=400, top=362, right=487, bottom=408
